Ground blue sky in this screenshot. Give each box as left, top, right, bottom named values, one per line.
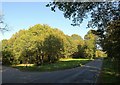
left=1, top=2, right=92, bottom=40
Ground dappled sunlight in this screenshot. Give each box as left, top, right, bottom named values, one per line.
left=13, top=58, right=91, bottom=72
left=104, top=71, right=115, bottom=75
left=99, top=58, right=120, bottom=83
left=15, top=64, right=35, bottom=67
left=59, top=58, right=92, bottom=61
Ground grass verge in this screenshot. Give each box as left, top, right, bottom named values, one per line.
left=97, top=58, right=120, bottom=83
left=12, top=58, right=92, bottom=72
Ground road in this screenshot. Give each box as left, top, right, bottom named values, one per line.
left=2, top=58, right=103, bottom=83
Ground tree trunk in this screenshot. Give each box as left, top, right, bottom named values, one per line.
left=48, top=55, right=51, bottom=63
left=40, top=54, right=44, bottom=65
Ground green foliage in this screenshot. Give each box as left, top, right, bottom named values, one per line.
left=70, top=34, right=84, bottom=58
left=84, top=30, right=97, bottom=59
left=102, top=20, right=120, bottom=60
left=101, top=20, right=120, bottom=74
left=2, top=39, right=16, bottom=65
left=47, top=1, right=120, bottom=60
left=99, top=58, right=120, bottom=83
left=47, top=2, right=120, bottom=38
left=43, top=34, right=64, bottom=63
left=2, top=24, right=87, bottom=65
left=13, top=58, right=91, bottom=72
left=63, top=35, right=77, bottom=58
left=2, top=24, right=98, bottom=65
left=95, top=50, right=107, bottom=58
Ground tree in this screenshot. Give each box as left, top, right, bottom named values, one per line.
left=2, top=39, right=14, bottom=65
left=95, top=50, right=107, bottom=58
left=102, top=20, right=120, bottom=60
left=71, top=34, right=84, bottom=45
left=46, top=1, right=120, bottom=38
left=61, top=35, right=77, bottom=58
left=43, top=34, right=64, bottom=63
left=46, top=1, right=120, bottom=59
left=0, top=15, right=8, bottom=32
left=84, top=30, right=97, bottom=59
left=2, top=24, right=68, bottom=65
left=2, top=24, right=93, bottom=65
left=101, top=20, right=120, bottom=75
left=71, top=34, right=84, bottom=58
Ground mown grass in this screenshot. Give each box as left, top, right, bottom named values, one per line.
left=98, top=58, right=120, bottom=83
left=12, top=58, right=92, bottom=72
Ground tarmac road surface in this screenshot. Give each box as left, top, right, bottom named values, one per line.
left=2, top=58, right=103, bottom=84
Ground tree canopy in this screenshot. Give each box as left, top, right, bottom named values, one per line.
left=84, top=30, right=97, bottom=59
left=46, top=1, right=120, bottom=58
left=2, top=24, right=104, bottom=65
left=1, top=24, right=83, bottom=65
left=102, top=20, right=120, bottom=59
left=46, top=1, right=120, bottom=38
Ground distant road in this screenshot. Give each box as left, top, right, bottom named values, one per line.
left=2, top=58, right=103, bottom=83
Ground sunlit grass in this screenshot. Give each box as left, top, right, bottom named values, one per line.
left=13, top=58, right=92, bottom=72
left=60, top=58, right=93, bottom=61
left=15, top=64, right=34, bottom=66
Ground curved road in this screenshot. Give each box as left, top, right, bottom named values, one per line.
left=2, top=58, right=103, bottom=83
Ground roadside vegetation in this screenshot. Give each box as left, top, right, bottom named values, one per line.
left=2, top=24, right=105, bottom=68
left=98, top=58, right=120, bottom=83
left=97, top=20, right=120, bottom=83
left=12, top=58, right=92, bottom=72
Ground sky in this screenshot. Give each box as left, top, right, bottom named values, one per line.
left=1, top=2, right=92, bottom=41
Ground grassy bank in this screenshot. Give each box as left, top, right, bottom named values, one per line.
left=12, top=58, right=92, bottom=72
left=98, top=58, right=120, bottom=83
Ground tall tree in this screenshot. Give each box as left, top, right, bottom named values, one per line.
left=47, top=1, right=120, bottom=60
left=2, top=39, right=14, bottom=65
left=46, top=1, right=120, bottom=38
left=102, top=20, right=120, bottom=59
left=43, top=34, right=64, bottom=63
left=71, top=34, right=84, bottom=58
left=102, top=20, right=120, bottom=75
left=84, top=30, right=97, bottom=59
